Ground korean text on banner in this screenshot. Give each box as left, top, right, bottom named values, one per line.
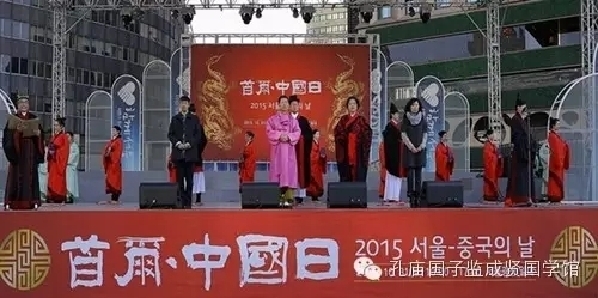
left=111, top=75, right=142, bottom=171
left=190, top=44, right=371, bottom=161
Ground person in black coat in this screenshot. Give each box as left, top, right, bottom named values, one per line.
left=168, top=96, right=204, bottom=208
left=400, top=97, right=428, bottom=206
left=382, top=103, right=405, bottom=203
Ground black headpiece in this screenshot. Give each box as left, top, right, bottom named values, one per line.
left=438, top=130, right=447, bottom=138
left=113, top=126, right=122, bottom=133
left=179, top=96, right=191, bottom=102
left=390, top=103, right=399, bottom=115
left=289, top=95, right=300, bottom=104
left=55, top=117, right=66, bottom=127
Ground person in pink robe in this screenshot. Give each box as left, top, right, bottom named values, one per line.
left=267, top=95, right=301, bottom=206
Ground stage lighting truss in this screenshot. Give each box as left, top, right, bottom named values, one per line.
left=68, top=0, right=484, bottom=10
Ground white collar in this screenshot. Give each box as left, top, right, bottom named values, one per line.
left=291, top=112, right=299, bottom=118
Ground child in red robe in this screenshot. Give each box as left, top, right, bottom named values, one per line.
left=99, top=126, right=123, bottom=205
left=239, top=131, right=256, bottom=193
left=47, top=117, right=69, bottom=205
left=434, top=130, right=454, bottom=181
left=482, top=129, right=502, bottom=203
left=307, top=129, right=327, bottom=201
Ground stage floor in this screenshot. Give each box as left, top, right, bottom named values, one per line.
left=2, top=200, right=597, bottom=211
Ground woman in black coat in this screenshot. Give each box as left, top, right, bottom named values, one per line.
left=400, top=97, right=428, bottom=205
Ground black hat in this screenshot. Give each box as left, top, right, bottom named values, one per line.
left=486, top=128, right=494, bottom=136
left=113, top=126, right=122, bottom=133
left=179, top=96, right=191, bottom=102
left=55, top=117, right=66, bottom=127
left=549, top=117, right=559, bottom=129
left=438, top=130, right=447, bottom=137
left=390, top=103, right=399, bottom=115
left=245, top=130, right=255, bottom=138
left=289, top=95, right=300, bottom=104
left=515, top=93, right=526, bottom=108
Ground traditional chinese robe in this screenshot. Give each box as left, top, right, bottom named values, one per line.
left=505, top=114, right=536, bottom=206
left=267, top=112, right=300, bottom=188
left=547, top=129, right=569, bottom=202
left=307, top=140, right=326, bottom=199
left=103, top=136, right=123, bottom=195
left=383, top=120, right=406, bottom=202
left=38, top=146, right=49, bottom=201
left=483, top=141, right=502, bottom=202
left=47, top=132, right=69, bottom=203
left=239, top=140, right=256, bottom=193
left=434, top=142, right=454, bottom=181
left=334, top=113, right=372, bottom=182
left=67, top=142, right=80, bottom=200
left=293, top=113, right=313, bottom=197
left=3, top=112, right=44, bottom=209
left=192, top=124, right=208, bottom=195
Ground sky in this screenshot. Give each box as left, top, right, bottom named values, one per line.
left=189, top=0, right=309, bottom=42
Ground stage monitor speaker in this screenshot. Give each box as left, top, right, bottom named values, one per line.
left=139, top=182, right=178, bottom=209
left=421, top=181, right=464, bottom=208
left=241, top=182, right=281, bottom=209
left=327, top=182, right=367, bottom=208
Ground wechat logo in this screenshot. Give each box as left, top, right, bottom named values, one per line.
left=353, top=256, right=383, bottom=281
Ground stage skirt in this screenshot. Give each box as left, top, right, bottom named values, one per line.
left=383, top=171, right=402, bottom=202
left=193, top=172, right=206, bottom=194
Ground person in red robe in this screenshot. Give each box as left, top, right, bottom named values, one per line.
left=334, top=96, right=373, bottom=182
left=3, top=96, right=45, bottom=210
left=47, top=117, right=69, bottom=205
left=434, top=130, right=454, bottom=181
left=239, top=131, right=256, bottom=193
left=100, top=126, right=123, bottom=205
left=289, top=95, right=313, bottom=203
left=307, top=129, right=327, bottom=201
left=547, top=117, right=569, bottom=203
left=378, top=141, right=385, bottom=200
left=482, top=129, right=503, bottom=203
left=167, top=152, right=176, bottom=183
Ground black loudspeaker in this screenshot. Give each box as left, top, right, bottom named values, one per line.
left=421, top=181, right=464, bottom=208
left=327, top=182, right=367, bottom=208
left=241, top=182, right=281, bottom=209
left=139, top=182, right=178, bottom=209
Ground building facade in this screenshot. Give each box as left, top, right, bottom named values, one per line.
left=362, top=0, right=581, bottom=169
left=306, top=8, right=348, bottom=42
left=0, top=0, right=183, bottom=142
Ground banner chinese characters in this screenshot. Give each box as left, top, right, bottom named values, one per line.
left=190, top=44, right=371, bottom=160
left=1, top=209, right=598, bottom=298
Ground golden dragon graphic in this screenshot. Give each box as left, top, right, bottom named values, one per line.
left=197, top=55, right=240, bottom=151
left=326, top=54, right=365, bottom=153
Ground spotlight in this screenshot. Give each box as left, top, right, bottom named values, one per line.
left=239, top=5, right=253, bottom=25
left=420, top=3, right=432, bottom=24
left=181, top=6, right=195, bottom=25
left=171, top=10, right=179, bottom=19
left=408, top=7, right=415, bottom=17
left=291, top=7, right=299, bottom=18
left=359, top=5, right=374, bottom=24
left=255, top=6, right=263, bottom=18
left=300, top=6, right=315, bottom=24
left=122, top=8, right=133, bottom=26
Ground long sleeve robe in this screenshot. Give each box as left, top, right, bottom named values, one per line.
left=378, top=142, right=385, bottom=198
left=267, top=112, right=301, bottom=188
left=505, top=114, right=536, bottom=206
left=307, top=140, right=326, bottom=198
left=47, top=133, right=69, bottom=203
left=239, top=140, right=257, bottom=193
left=67, top=143, right=80, bottom=199
left=103, top=136, right=123, bottom=195
left=483, top=141, right=502, bottom=201
left=334, top=114, right=372, bottom=182
left=434, top=142, right=454, bottom=181
left=547, top=130, right=569, bottom=202
left=294, top=114, right=313, bottom=190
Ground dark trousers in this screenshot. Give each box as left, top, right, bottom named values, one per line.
left=407, top=167, right=423, bottom=197
left=175, top=160, right=194, bottom=208
left=338, top=163, right=367, bottom=182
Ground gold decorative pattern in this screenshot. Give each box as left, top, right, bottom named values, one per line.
left=549, top=226, right=598, bottom=288
left=198, top=55, right=240, bottom=151
left=0, top=229, right=51, bottom=291
left=326, top=54, right=365, bottom=153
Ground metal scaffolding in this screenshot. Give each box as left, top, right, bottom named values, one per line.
left=581, top=0, right=598, bottom=76
left=51, top=0, right=67, bottom=119
left=486, top=0, right=501, bottom=137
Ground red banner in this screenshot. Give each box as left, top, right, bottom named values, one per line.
left=1, top=209, right=598, bottom=298
left=190, top=44, right=371, bottom=161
